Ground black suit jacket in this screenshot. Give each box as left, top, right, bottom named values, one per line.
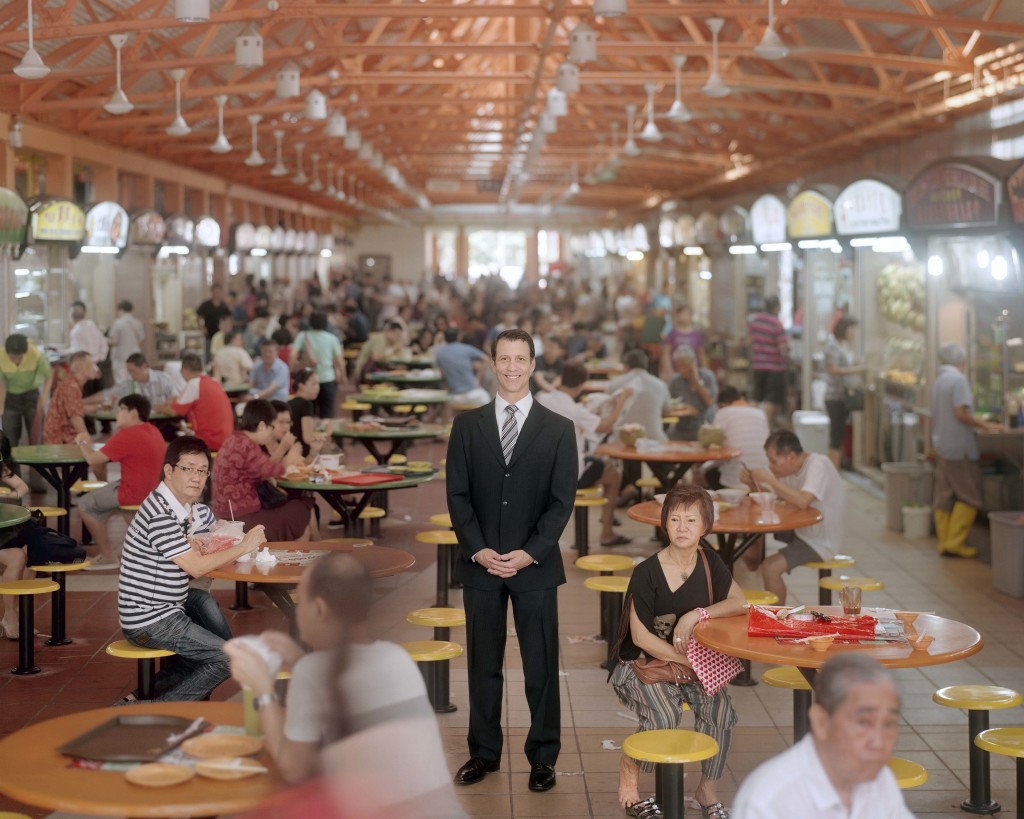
left=446, top=400, right=578, bottom=591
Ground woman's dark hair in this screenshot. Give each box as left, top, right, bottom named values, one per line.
left=309, top=311, right=328, bottom=331
left=238, top=398, right=276, bottom=432
left=0, top=430, right=14, bottom=479
left=660, top=484, right=715, bottom=537
left=163, top=435, right=210, bottom=470
left=293, top=367, right=317, bottom=388
left=833, top=315, right=859, bottom=341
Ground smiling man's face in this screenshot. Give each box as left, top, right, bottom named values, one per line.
left=492, top=338, right=535, bottom=403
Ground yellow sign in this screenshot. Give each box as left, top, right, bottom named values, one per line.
left=32, top=200, right=85, bottom=242
left=786, top=191, right=833, bottom=238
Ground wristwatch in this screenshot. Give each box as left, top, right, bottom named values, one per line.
left=253, top=692, right=278, bottom=711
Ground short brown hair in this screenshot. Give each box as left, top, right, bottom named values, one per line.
left=491, top=328, right=535, bottom=360
left=660, top=484, right=715, bottom=537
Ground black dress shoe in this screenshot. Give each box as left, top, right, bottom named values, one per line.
left=454, top=757, right=500, bottom=785
left=528, top=762, right=556, bottom=792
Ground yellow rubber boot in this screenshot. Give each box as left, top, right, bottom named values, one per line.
left=940, top=502, right=978, bottom=558
left=933, top=508, right=951, bottom=551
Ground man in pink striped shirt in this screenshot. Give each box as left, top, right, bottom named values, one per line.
left=747, top=295, right=789, bottom=428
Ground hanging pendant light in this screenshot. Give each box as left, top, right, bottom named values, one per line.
left=326, top=110, right=347, bottom=138
left=357, top=141, right=373, bottom=162
left=175, top=0, right=209, bottom=23
left=13, top=0, right=50, bottom=79
left=702, top=18, right=731, bottom=98
left=305, top=89, right=326, bottom=120
left=104, top=35, right=133, bottom=115
left=754, top=0, right=788, bottom=61
left=593, top=0, right=627, bottom=17
left=275, top=62, right=300, bottom=99
left=209, top=94, right=231, bottom=153
left=325, top=161, right=336, bottom=196
left=623, top=104, right=640, bottom=156
left=308, top=153, right=323, bottom=191
left=667, top=55, right=692, bottom=123
left=556, top=60, right=580, bottom=94
left=568, top=22, right=597, bottom=64
left=292, top=143, right=308, bottom=184
left=547, top=87, right=568, bottom=118
left=244, top=114, right=264, bottom=167
left=640, top=83, right=662, bottom=141
left=270, top=129, right=288, bottom=176
left=235, top=25, right=263, bottom=68
left=567, top=161, right=581, bottom=197
left=344, top=129, right=361, bottom=150
left=540, top=111, right=557, bottom=135
left=166, top=69, right=191, bottom=136
left=336, top=168, right=347, bottom=201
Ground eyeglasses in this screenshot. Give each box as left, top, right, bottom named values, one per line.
left=173, top=464, right=210, bottom=478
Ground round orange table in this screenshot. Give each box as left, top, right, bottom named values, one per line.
left=0, top=701, right=283, bottom=817
left=597, top=442, right=740, bottom=488
left=628, top=498, right=823, bottom=571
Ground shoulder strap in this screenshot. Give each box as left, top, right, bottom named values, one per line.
left=698, top=547, right=714, bottom=605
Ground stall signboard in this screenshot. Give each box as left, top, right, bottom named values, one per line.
left=786, top=191, right=833, bottom=238
left=319, top=233, right=335, bottom=254
left=305, top=230, right=318, bottom=253
left=750, top=195, right=786, bottom=244
left=130, top=210, right=167, bottom=246
left=719, top=206, right=750, bottom=244
left=631, top=223, right=650, bottom=252
left=283, top=228, right=298, bottom=252
left=1006, top=162, right=1024, bottom=224
left=195, top=216, right=221, bottom=249
left=695, top=211, right=719, bottom=244
left=0, top=188, right=28, bottom=245
left=253, top=225, right=273, bottom=250
left=84, top=201, right=129, bottom=249
left=233, top=222, right=255, bottom=253
left=906, top=162, right=1000, bottom=230
left=659, top=216, right=676, bottom=249
left=835, top=180, right=902, bottom=235
left=269, top=226, right=285, bottom=252
left=294, top=230, right=307, bottom=254
left=675, top=214, right=696, bottom=247
left=31, top=199, right=84, bottom=242
left=165, top=215, right=195, bottom=246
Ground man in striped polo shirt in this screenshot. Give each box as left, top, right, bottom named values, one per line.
left=117, top=436, right=266, bottom=702
left=748, top=295, right=789, bottom=428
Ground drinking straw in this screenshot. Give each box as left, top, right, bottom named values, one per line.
left=228, top=500, right=235, bottom=522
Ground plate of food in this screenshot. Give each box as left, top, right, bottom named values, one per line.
left=182, top=733, right=263, bottom=759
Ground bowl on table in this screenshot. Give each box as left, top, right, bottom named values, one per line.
left=807, top=635, right=835, bottom=653
left=749, top=491, right=775, bottom=509
left=619, top=426, right=646, bottom=448
left=717, top=487, right=748, bottom=505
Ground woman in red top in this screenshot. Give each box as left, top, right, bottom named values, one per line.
left=212, top=400, right=313, bottom=541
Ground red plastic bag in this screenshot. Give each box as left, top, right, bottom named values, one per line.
left=747, top=606, right=876, bottom=639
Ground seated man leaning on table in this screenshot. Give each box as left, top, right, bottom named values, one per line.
left=155, top=352, right=235, bottom=453
left=43, top=351, right=98, bottom=448
left=117, top=435, right=267, bottom=703
left=734, top=654, right=912, bottom=819
left=740, top=429, right=846, bottom=605
left=88, top=352, right=182, bottom=409
left=224, top=552, right=466, bottom=818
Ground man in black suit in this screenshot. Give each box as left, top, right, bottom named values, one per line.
left=447, top=328, right=578, bottom=793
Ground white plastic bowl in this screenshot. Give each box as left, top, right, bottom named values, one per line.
left=717, top=487, right=748, bottom=504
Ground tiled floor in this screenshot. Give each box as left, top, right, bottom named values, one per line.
left=1, top=437, right=1024, bottom=818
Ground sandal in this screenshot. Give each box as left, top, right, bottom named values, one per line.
left=625, top=797, right=663, bottom=818
left=700, top=802, right=730, bottom=819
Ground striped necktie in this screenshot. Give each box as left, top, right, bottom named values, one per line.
left=500, top=405, right=518, bottom=465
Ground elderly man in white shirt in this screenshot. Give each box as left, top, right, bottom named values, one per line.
left=734, top=654, right=913, bottom=819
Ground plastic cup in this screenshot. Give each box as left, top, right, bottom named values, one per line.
left=839, top=585, right=862, bottom=615
left=242, top=687, right=262, bottom=736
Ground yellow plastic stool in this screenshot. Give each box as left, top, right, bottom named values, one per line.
left=71, top=479, right=108, bottom=493
left=406, top=606, right=466, bottom=641
left=934, top=684, right=1023, bottom=813
left=29, top=506, right=67, bottom=519
left=429, top=512, right=452, bottom=528
left=762, top=666, right=813, bottom=742
left=401, top=640, right=463, bottom=714
left=622, top=729, right=719, bottom=819
left=0, top=579, right=59, bottom=675
left=576, top=486, right=603, bottom=498
left=106, top=640, right=176, bottom=700
left=975, top=728, right=1024, bottom=815
left=819, top=575, right=883, bottom=608
left=387, top=454, right=408, bottom=465
left=356, top=505, right=385, bottom=538
left=573, top=496, right=608, bottom=557
left=416, top=530, right=460, bottom=607
left=803, top=554, right=856, bottom=604
left=341, top=401, right=372, bottom=419
left=743, top=589, right=780, bottom=606
left=888, top=757, right=929, bottom=789
left=635, top=476, right=662, bottom=500
left=575, top=554, right=635, bottom=574
left=27, top=560, right=90, bottom=647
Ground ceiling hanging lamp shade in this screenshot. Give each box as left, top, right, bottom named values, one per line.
left=326, top=110, right=347, bottom=137
left=569, top=23, right=597, bottom=64
left=667, top=54, right=692, bottom=123
left=623, top=104, right=640, bottom=156
left=244, top=114, right=264, bottom=167
left=270, top=129, right=288, bottom=176
left=370, top=150, right=383, bottom=171
left=175, top=0, right=209, bottom=23
left=13, top=0, right=50, bottom=80
left=234, top=25, right=263, bottom=68
left=104, top=35, right=133, bottom=115
left=540, top=110, right=557, bottom=134
left=556, top=61, right=580, bottom=94
left=276, top=62, right=300, bottom=99
left=308, top=153, right=323, bottom=191
left=325, top=161, right=336, bottom=195
left=166, top=69, right=191, bottom=136
left=344, top=129, right=361, bottom=151
left=754, top=0, right=788, bottom=61
left=567, top=161, right=581, bottom=196
left=305, top=89, right=326, bottom=120
left=209, top=95, right=231, bottom=153
left=292, top=143, right=308, bottom=184
left=640, top=82, right=662, bottom=141
left=357, top=141, right=373, bottom=161
left=702, top=18, right=731, bottom=98
left=593, top=0, right=626, bottom=17
left=336, top=168, right=346, bottom=201
left=547, top=87, right=568, bottom=117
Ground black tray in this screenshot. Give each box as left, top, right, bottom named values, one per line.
left=58, top=714, right=196, bottom=762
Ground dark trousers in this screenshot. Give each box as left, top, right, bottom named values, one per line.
left=316, top=379, right=337, bottom=419
left=2, top=389, right=39, bottom=446
left=463, top=584, right=560, bottom=766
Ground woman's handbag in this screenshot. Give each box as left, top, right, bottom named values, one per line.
left=682, top=550, right=744, bottom=695
left=256, top=480, right=288, bottom=510
left=631, top=655, right=699, bottom=686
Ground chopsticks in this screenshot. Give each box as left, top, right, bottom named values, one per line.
left=741, top=461, right=761, bottom=493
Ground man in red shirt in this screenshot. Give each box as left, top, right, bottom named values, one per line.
left=75, top=394, right=166, bottom=570
left=44, top=351, right=97, bottom=446
left=158, top=353, right=234, bottom=452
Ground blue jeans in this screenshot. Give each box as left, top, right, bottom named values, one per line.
left=122, top=588, right=232, bottom=702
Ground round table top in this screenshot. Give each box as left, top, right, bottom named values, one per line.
left=86, top=410, right=181, bottom=422
left=331, top=422, right=447, bottom=440
left=384, top=356, right=435, bottom=368
left=586, top=361, right=626, bottom=377
left=596, top=442, right=741, bottom=464
left=222, top=383, right=252, bottom=395
left=208, top=540, right=415, bottom=583
left=0, top=701, right=283, bottom=818
left=365, top=371, right=444, bottom=385
left=277, top=473, right=435, bottom=492
left=0, top=504, right=30, bottom=530
left=694, top=607, right=983, bottom=670
left=354, top=390, right=451, bottom=405
left=12, top=445, right=85, bottom=464
left=628, top=498, right=824, bottom=534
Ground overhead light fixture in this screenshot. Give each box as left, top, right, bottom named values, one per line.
left=667, top=55, right=692, bottom=123
left=292, top=143, right=308, bottom=184
left=336, top=167, right=346, bottom=201
left=640, top=82, right=662, bottom=141
left=568, top=22, right=597, bottom=64
left=927, top=254, right=944, bottom=276
left=305, top=89, right=326, bottom=120
left=357, top=141, right=373, bottom=161
left=244, top=114, right=264, bottom=166
left=623, top=104, right=640, bottom=156
left=567, top=161, right=580, bottom=197
left=209, top=94, right=231, bottom=153
left=175, top=0, right=209, bottom=23
left=275, top=62, right=300, bottom=99
left=754, top=0, right=788, bottom=61
left=344, top=129, right=361, bottom=150
left=556, top=61, right=580, bottom=94
left=594, top=0, right=627, bottom=16
left=326, top=110, right=347, bottom=138
left=13, top=0, right=50, bottom=79
left=166, top=69, right=191, bottom=136
left=308, top=152, right=323, bottom=191
left=547, top=86, right=568, bottom=118
left=104, top=35, right=134, bottom=115
left=7, top=118, right=23, bottom=149
left=325, top=161, right=336, bottom=195
left=234, top=25, right=263, bottom=68
left=540, top=111, right=557, bottom=134
left=269, top=129, right=287, bottom=176
left=702, top=18, right=731, bottom=98
left=81, top=246, right=120, bottom=255
left=729, top=244, right=758, bottom=255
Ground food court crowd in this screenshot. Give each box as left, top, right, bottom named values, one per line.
left=0, top=268, right=1008, bottom=819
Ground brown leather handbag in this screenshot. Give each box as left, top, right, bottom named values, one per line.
left=610, top=592, right=698, bottom=686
